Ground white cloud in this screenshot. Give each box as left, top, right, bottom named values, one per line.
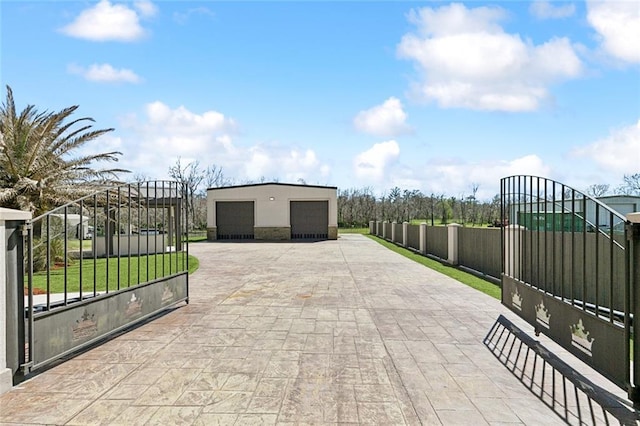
left=424, top=155, right=550, bottom=198
left=117, top=102, right=329, bottom=185
left=134, top=0, right=158, bottom=18
left=173, top=7, right=215, bottom=25
left=377, top=154, right=551, bottom=200
left=397, top=3, right=583, bottom=111
left=529, top=1, right=576, bottom=19
left=144, top=101, right=235, bottom=135
left=353, top=140, right=400, bottom=182
left=571, top=120, right=640, bottom=174
left=353, top=97, right=412, bottom=137
left=587, top=0, right=640, bottom=64
left=68, top=63, right=141, bottom=83
left=245, top=147, right=329, bottom=182
left=60, top=0, right=153, bottom=42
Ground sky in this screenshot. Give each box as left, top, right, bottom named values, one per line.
left=1, top=0, right=639, bottom=200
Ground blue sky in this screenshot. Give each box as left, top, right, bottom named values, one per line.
left=1, top=0, right=639, bottom=200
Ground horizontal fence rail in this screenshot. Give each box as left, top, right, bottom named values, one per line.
left=18, top=180, right=190, bottom=376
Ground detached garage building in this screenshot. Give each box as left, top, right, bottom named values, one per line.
left=207, top=183, right=338, bottom=241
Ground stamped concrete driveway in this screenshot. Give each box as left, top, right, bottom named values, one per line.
left=0, top=234, right=629, bottom=425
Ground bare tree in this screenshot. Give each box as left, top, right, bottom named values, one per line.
left=616, top=174, right=640, bottom=195
left=168, top=158, right=204, bottom=230
left=204, top=164, right=230, bottom=189
left=458, top=193, right=467, bottom=226
left=585, top=183, right=610, bottom=197
left=470, top=183, right=480, bottom=225
left=130, top=172, right=150, bottom=183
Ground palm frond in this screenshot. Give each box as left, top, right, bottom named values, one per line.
left=0, top=86, right=129, bottom=216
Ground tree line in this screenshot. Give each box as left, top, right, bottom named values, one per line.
left=337, top=186, right=502, bottom=228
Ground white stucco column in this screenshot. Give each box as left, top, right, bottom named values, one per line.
left=369, top=220, right=375, bottom=235
left=391, top=222, right=397, bottom=242
left=382, top=221, right=388, bottom=239
left=447, top=223, right=462, bottom=265
left=402, top=222, right=408, bottom=247
left=628, top=212, right=640, bottom=391
left=0, top=208, right=31, bottom=395
left=419, top=223, right=427, bottom=254
left=504, top=224, right=525, bottom=280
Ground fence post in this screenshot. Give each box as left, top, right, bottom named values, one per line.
left=420, top=223, right=427, bottom=254
left=628, top=212, right=640, bottom=402
left=369, top=221, right=375, bottom=235
left=382, top=221, right=387, bottom=239
left=402, top=222, right=408, bottom=247
left=391, top=222, right=396, bottom=242
left=447, top=223, right=461, bottom=265
left=0, top=208, right=32, bottom=395
left=504, top=224, right=524, bottom=280
left=376, top=221, right=380, bottom=236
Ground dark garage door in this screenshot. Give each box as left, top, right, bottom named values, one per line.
left=216, top=201, right=254, bottom=239
left=290, top=201, right=328, bottom=239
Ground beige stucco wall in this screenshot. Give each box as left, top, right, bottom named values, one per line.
left=207, top=183, right=338, bottom=239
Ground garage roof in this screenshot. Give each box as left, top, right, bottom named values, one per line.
left=207, top=182, right=337, bottom=191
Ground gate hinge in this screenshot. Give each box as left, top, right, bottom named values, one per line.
left=20, top=223, right=32, bottom=237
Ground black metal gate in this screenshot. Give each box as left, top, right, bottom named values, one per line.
left=501, top=175, right=639, bottom=401
left=10, top=181, right=189, bottom=381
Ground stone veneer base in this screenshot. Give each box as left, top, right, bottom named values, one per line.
left=254, top=227, right=291, bottom=240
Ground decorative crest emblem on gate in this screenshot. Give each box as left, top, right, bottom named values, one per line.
left=535, top=301, right=550, bottom=329
left=72, top=309, right=98, bottom=341
left=162, top=284, right=174, bottom=304
left=511, top=289, right=523, bottom=311
left=125, top=293, right=143, bottom=318
left=570, top=319, right=594, bottom=356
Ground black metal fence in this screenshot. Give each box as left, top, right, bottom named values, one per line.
left=14, top=181, right=190, bottom=379
left=501, top=175, right=638, bottom=401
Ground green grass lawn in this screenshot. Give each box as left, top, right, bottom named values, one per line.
left=366, top=234, right=501, bottom=300
left=186, top=234, right=208, bottom=242
left=31, top=252, right=199, bottom=294
left=338, top=227, right=370, bottom=234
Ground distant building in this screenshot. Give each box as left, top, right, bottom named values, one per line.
left=50, top=213, right=92, bottom=239
left=509, top=195, right=639, bottom=232
left=206, top=183, right=338, bottom=241
left=595, top=195, right=640, bottom=223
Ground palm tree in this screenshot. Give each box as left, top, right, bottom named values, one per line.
left=0, top=85, right=128, bottom=217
